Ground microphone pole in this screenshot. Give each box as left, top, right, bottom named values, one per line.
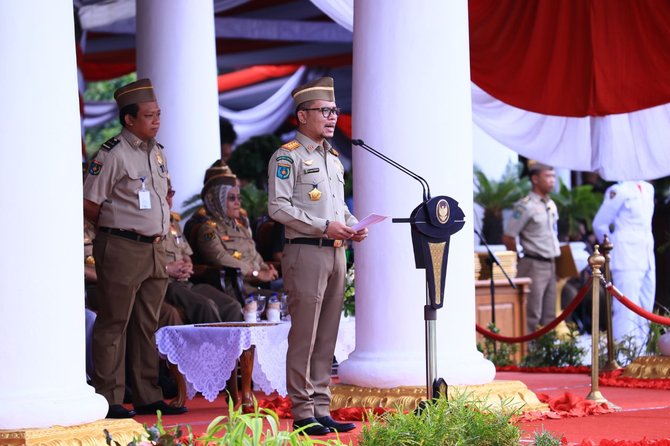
left=351, top=139, right=431, bottom=202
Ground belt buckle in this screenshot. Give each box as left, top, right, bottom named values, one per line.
left=333, top=239, right=343, bottom=248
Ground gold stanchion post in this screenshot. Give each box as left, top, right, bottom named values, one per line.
left=600, top=234, right=621, bottom=371
left=586, top=245, right=618, bottom=408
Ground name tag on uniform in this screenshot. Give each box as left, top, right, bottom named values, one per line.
left=138, top=177, right=152, bottom=209
left=138, top=190, right=152, bottom=209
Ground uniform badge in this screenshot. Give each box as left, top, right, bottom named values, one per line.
left=609, top=190, right=617, bottom=199
left=204, top=232, right=216, bottom=241
left=304, top=168, right=320, bottom=175
left=232, top=251, right=242, bottom=260
left=308, top=186, right=322, bottom=201
left=221, top=235, right=230, bottom=241
left=88, top=160, right=103, bottom=176
left=156, top=152, right=163, bottom=165
left=277, top=163, right=291, bottom=179
left=303, top=159, right=314, bottom=166
left=276, top=155, right=294, bottom=164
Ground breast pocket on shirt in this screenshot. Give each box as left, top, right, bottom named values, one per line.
left=297, top=170, right=327, bottom=204
left=126, top=169, right=152, bottom=193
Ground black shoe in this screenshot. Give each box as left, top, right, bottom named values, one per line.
left=106, top=404, right=136, bottom=419
left=292, top=417, right=331, bottom=436
left=134, top=400, right=187, bottom=415
left=316, top=415, right=356, bottom=433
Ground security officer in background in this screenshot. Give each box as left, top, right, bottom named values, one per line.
left=267, top=77, right=367, bottom=435
left=83, top=79, right=186, bottom=418
left=593, top=180, right=655, bottom=348
left=503, top=161, right=561, bottom=334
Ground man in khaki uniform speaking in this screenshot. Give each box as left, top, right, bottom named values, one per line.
left=268, top=77, right=368, bottom=435
left=503, top=161, right=561, bottom=335
left=83, top=79, right=186, bottom=419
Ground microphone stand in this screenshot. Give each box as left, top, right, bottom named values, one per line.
left=474, top=229, right=516, bottom=343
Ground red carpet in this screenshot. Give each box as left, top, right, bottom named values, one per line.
left=131, top=371, right=670, bottom=445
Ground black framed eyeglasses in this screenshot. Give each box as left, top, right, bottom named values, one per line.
left=301, top=107, right=341, bottom=118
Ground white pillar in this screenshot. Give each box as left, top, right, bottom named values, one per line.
left=136, top=0, right=220, bottom=213
left=339, top=0, right=495, bottom=387
left=0, top=0, right=108, bottom=429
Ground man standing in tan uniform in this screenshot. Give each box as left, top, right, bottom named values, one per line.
left=503, top=161, right=561, bottom=334
left=83, top=79, right=186, bottom=418
left=267, top=77, right=368, bottom=435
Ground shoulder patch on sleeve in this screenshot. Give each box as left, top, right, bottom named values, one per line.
left=329, top=148, right=339, bottom=157
left=281, top=140, right=300, bottom=151
left=88, top=159, right=103, bottom=176
left=204, top=232, right=216, bottom=241
left=276, top=155, right=294, bottom=164
left=101, top=137, right=120, bottom=151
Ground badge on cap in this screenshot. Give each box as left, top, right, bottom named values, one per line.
left=88, top=160, right=103, bottom=176
left=277, top=164, right=291, bottom=179
left=609, top=190, right=617, bottom=199
left=308, top=185, right=322, bottom=201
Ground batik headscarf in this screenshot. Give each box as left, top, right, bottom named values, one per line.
left=201, top=174, right=238, bottom=224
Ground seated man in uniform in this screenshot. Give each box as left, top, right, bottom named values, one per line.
left=164, top=181, right=243, bottom=323
left=195, top=172, right=280, bottom=297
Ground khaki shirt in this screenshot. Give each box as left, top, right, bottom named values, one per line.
left=505, top=191, right=560, bottom=259
left=267, top=132, right=357, bottom=239
left=196, top=218, right=267, bottom=276
left=83, top=128, right=170, bottom=236
left=165, top=213, right=193, bottom=263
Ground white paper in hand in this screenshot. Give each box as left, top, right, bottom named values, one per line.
left=351, top=214, right=388, bottom=232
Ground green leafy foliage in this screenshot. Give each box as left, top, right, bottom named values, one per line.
left=241, top=183, right=269, bottom=226
left=532, top=427, right=564, bottom=446
left=521, top=327, right=585, bottom=368
left=477, top=323, right=519, bottom=366
left=229, top=135, right=283, bottom=189
left=105, top=398, right=348, bottom=446
left=550, top=179, right=603, bottom=241
left=83, top=74, right=137, bottom=159
left=343, top=265, right=355, bottom=317
left=360, top=392, right=521, bottom=446
left=473, top=162, right=530, bottom=214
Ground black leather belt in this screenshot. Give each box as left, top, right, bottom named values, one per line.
left=523, top=253, right=552, bottom=262
left=99, top=227, right=166, bottom=244
left=286, top=238, right=344, bottom=248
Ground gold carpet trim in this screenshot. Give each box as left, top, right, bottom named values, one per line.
left=331, top=380, right=549, bottom=413
left=622, top=356, right=670, bottom=379
left=0, top=419, right=143, bottom=446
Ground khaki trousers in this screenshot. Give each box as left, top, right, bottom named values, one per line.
left=92, top=232, right=168, bottom=406
left=518, top=256, right=556, bottom=334
left=282, top=243, right=346, bottom=420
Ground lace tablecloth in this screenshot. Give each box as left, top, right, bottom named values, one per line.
left=156, top=322, right=291, bottom=402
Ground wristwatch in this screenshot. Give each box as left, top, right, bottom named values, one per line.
left=252, top=270, right=259, bottom=278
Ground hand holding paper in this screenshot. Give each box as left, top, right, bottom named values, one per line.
left=351, top=213, right=388, bottom=232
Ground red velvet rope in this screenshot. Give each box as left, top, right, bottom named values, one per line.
left=606, top=282, right=670, bottom=326
left=476, top=277, right=593, bottom=343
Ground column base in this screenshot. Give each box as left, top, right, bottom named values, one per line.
left=0, top=419, right=143, bottom=446
left=331, top=380, right=548, bottom=413
left=622, top=355, right=670, bottom=379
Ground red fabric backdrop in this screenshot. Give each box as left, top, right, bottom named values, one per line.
left=469, top=0, right=670, bottom=117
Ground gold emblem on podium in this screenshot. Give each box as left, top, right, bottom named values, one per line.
left=436, top=199, right=450, bottom=224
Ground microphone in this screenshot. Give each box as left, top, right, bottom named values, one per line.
left=351, top=139, right=431, bottom=202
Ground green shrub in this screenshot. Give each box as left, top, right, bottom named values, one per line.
left=532, top=427, right=563, bottom=446
left=105, top=398, right=348, bottom=446
left=521, top=327, right=585, bottom=368
left=477, top=323, right=519, bottom=366
left=359, top=391, right=520, bottom=446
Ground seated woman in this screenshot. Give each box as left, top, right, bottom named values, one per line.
left=195, top=173, right=280, bottom=298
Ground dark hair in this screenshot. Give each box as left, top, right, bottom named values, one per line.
left=219, top=118, right=237, bottom=145
left=119, top=103, right=139, bottom=127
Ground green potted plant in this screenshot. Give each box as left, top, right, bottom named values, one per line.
left=550, top=179, right=603, bottom=241
left=474, top=162, right=530, bottom=244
